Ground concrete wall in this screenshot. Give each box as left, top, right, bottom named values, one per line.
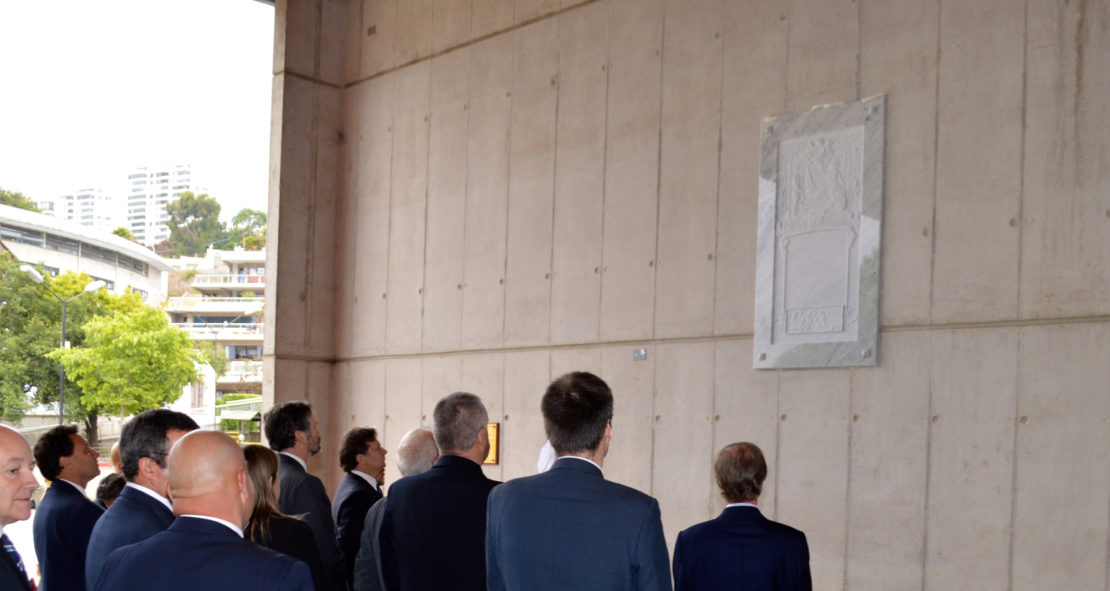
left=266, top=0, right=1110, bottom=588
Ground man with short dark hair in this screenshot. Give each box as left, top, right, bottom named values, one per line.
left=380, top=393, right=499, bottom=591
left=486, top=371, right=671, bottom=591
left=0, top=424, right=40, bottom=591
left=672, top=442, right=811, bottom=591
left=32, top=425, right=104, bottom=591
left=332, top=426, right=386, bottom=587
left=94, top=473, right=126, bottom=509
left=85, top=409, right=199, bottom=591
left=263, top=401, right=345, bottom=591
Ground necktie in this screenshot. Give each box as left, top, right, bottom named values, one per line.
left=2, top=533, right=28, bottom=579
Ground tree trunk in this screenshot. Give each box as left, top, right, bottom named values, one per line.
left=84, top=410, right=99, bottom=448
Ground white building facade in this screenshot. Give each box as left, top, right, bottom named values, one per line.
left=126, top=164, right=203, bottom=247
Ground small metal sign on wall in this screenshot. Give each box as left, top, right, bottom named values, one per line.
left=754, top=95, right=884, bottom=369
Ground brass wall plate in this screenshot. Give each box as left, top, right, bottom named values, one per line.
left=483, top=422, right=500, bottom=465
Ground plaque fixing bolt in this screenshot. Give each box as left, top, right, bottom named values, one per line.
left=633, top=348, right=647, bottom=361
left=758, top=352, right=767, bottom=361
left=862, top=348, right=872, bottom=358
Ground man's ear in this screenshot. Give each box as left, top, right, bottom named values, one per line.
left=293, top=429, right=307, bottom=447
left=137, top=456, right=156, bottom=479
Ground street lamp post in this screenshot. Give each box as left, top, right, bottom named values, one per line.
left=20, top=265, right=106, bottom=424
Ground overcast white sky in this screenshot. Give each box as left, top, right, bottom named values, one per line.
left=0, top=1, right=274, bottom=222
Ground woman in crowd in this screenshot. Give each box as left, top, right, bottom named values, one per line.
left=243, top=444, right=329, bottom=591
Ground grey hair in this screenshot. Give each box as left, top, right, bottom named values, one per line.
left=395, top=428, right=439, bottom=477
left=432, top=392, right=488, bottom=454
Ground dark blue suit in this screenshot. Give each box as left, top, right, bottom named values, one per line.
left=0, top=533, right=34, bottom=591
left=380, top=455, right=498, bottom=591
left=672, top=505, right=811, bottom=591
left=32, top=480, right=103, bottom=591
left=92, top=516, right=313, bottom=591
left=332, top=471, right=382, bottom=586
left=352, top=497, right=386, bottom=591
left=277, top=452, right=345, bottom=591
left=486, top=457, right=671, bottom=591
left=85, top=484, right=174, bottom=591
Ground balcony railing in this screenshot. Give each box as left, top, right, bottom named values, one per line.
left=166, top=296, right=263, bottom=312
left=173, top=322, right=264, bottom=339
left=224, top=360, right=263, bottom=377
left=192, top=273, right=266, bottom=287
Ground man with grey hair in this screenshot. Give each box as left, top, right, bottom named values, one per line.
left=380, top=394, right=498, bottom=591
left=352, top=428, right=438, bottom=591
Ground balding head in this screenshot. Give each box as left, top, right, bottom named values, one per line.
left=395, top=428, right=439, bottom=477
left=0, top=425, right=39, bottom=526
left=167, top=430, right=254, bottom=527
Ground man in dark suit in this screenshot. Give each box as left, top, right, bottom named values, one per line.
left=380, top=392, right=499, bottom=591
left=332, top=426, right=386, bottom=588
left=0, top=424, right=39, bottom=591
left=85, top=409, right=199, bottom=591
left=32, top=425, right=104, bottom=591
left=486, top=371, right=671, bottom=591
left=673, top=442, right=811, bottom=591
left=353, top=427, right=438, bottom=591
left=93, top=429, right=313, bottom=591
left=264, top=400, right=345, bottom=591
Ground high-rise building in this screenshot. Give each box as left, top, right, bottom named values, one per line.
left=37, top=188, right=122, bottom=235
left=127, top=164, right=203, bottom=247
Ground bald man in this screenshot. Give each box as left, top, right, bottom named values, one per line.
left=0, top=425, right=39, bottom=591
left=92, top=430, right=313, bottom=591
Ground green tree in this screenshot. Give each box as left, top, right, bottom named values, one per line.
left=0, top=187, right=41, bottom=212
left=112, top=227, right=135, bottom=240
left=194, top=339, right=229, bottom=378
left=226, top=208, right=266, bottom=250
left=161, top=191, right=227, bottom=256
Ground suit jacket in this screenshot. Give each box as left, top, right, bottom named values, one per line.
left=85, top=484, right=174, bottom=591
left=332, top=471, right=382, bottom=587
left=0, top=533, right=33, bottom=591
left=250, top=514, right=330, bottom=591
left=278, top=452, right=345, bottom=591
left=92, top=516, right=313, bottom=591
left=486, top=457, right=672, bottom=591
left=673, top=505, right=811, bottom=591
left=352, top=497, right=386, bottom=591
left=380, top=455, right=499, bottom=591
left=32, top=480, right=104, bottom=591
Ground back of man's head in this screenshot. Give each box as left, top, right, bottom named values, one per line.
left=33, top=424, right=78, bottom=482
left=120, top=409, right=199, bottom=482
left=262, top=401, right=312, bottom=452
left=338, top=426, right=377, bottom=473
left=168, top=430, right=253, bottom=525
left=432, top=392, right=488, bottom=456
left=715, top=442, right=767, bottom=504
left=96, top=473, right=126, bottom=505
left=395, top=428, right=439, bottom=477
left=542, top=372, right=613, bottom=456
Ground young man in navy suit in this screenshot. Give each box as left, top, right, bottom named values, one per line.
left=485, top=372, right=672, bottom=591
left=673, top=442, right=812, bottom=591
left=0, top=424, right=40, bottom=591
left=85, top=409, right=198, bottom=591
left=32, top=425, right=104, bottom=591
left=380, top=392, right=499, bottom=591
left=93, top=429, right=313, bottom=591
left=332, top=426, right=386, bottom=587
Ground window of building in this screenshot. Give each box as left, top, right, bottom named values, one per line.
left=1, top=224, right=44, bottom=246
left=44, top=234, right=80, bottom=255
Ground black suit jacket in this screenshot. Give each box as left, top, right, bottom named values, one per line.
left=380, top=455, right=499, bottom=591
left=251, top=514, right=330, bottom=591
left=673, top=505, right=811, bottom=591
left=0, top=533, right=33, bottom=591
left=352, top=497, right=386, bottom=591
left=92, top=516, right=313, bottom=591
left=277, top=452, right=345, bottom=591
left=332, top=472, right=382, bottom=586
left=486, top=457, right=671, bottom=591
left=32, top=480, right=103, bottom=591
left=85, top=484, right=174, bottom=591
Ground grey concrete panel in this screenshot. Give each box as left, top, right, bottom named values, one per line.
left=432, top=0, right=472, bottom=53
left=931, top=0, right=1023, bottom=323
left=330, top=360, right=387, bottom=488
left=925, top=328, right=1017, bottom=590
left=342, top=0, right=362, bottom=84
left=360, top=0, right=397, bottom=78
left=1012, top=324, right=1110, bottom=589
left=278, top=0, right=321, bottom=80
left=1019, top=0, right=1110, bottom=319
left=550, top=2, right=608, bottom=345
left=550, top=348, right=603, bottom=384
left=421, top=356, right=463, bottom=422
left=601, top=345, right=656, bottom=496
left=384, top=358, right=424, bottom=488
left=860, top=0, right=938, bottom=327
left=334, top=85, right=363, bottom=359
left=422, top=50, right=471, bottom=353
left=653, top=342, right=716, bottom=552
left=599, top=0, right=662, bottom=342
left=502, top=351, right=551, bottom=481
left=515, top=0, right=560, bottom=25
left=461, top=36, right=513, bottom=349
left=785, top=0, right=858, bottom=111
left=503, top=21, right=558, bottom=347
left=472, top=0, right=514, bottom=39
left=847, top=332, right=929, bottom=590
left=386, top=63, right=431, bottom=355
left=395, top=0, right=434, bottom=65
left=778, top=368, right=850, bottom=591
left=317, top=0, right=346, bottom=85
left=306, top=360, right=339, bottom=489
left=459, top=353, right=506, bottom=481
left=714, top=0, right=787, bottom=337
left=712, top=339, right=779, bottom=517
left=654, top=0, right=723, bottom=339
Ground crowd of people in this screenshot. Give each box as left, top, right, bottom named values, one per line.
left=0, top=371, right=812, bottom=590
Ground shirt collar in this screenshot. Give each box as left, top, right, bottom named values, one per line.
left=725, top=502, right=759, bottom=510
left=557, top=455, right=603, bottom=475
left=350, top=470, right=380, bottom=492
left=181, top=514, right=244, bottom=537
left=125, top=481, right=173, bottom=512
left=279, top=451, right=308, bottom=471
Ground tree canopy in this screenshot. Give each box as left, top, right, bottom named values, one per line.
left=112, top=226, right=135, bottom=241
left=227, top=208, right=266, bottom=251
left=0, top=187, right=41, bottom=212
left=159, top=191, right=226, bottom=256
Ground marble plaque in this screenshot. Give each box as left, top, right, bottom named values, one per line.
left=754, top=95, right=884, bottom=369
